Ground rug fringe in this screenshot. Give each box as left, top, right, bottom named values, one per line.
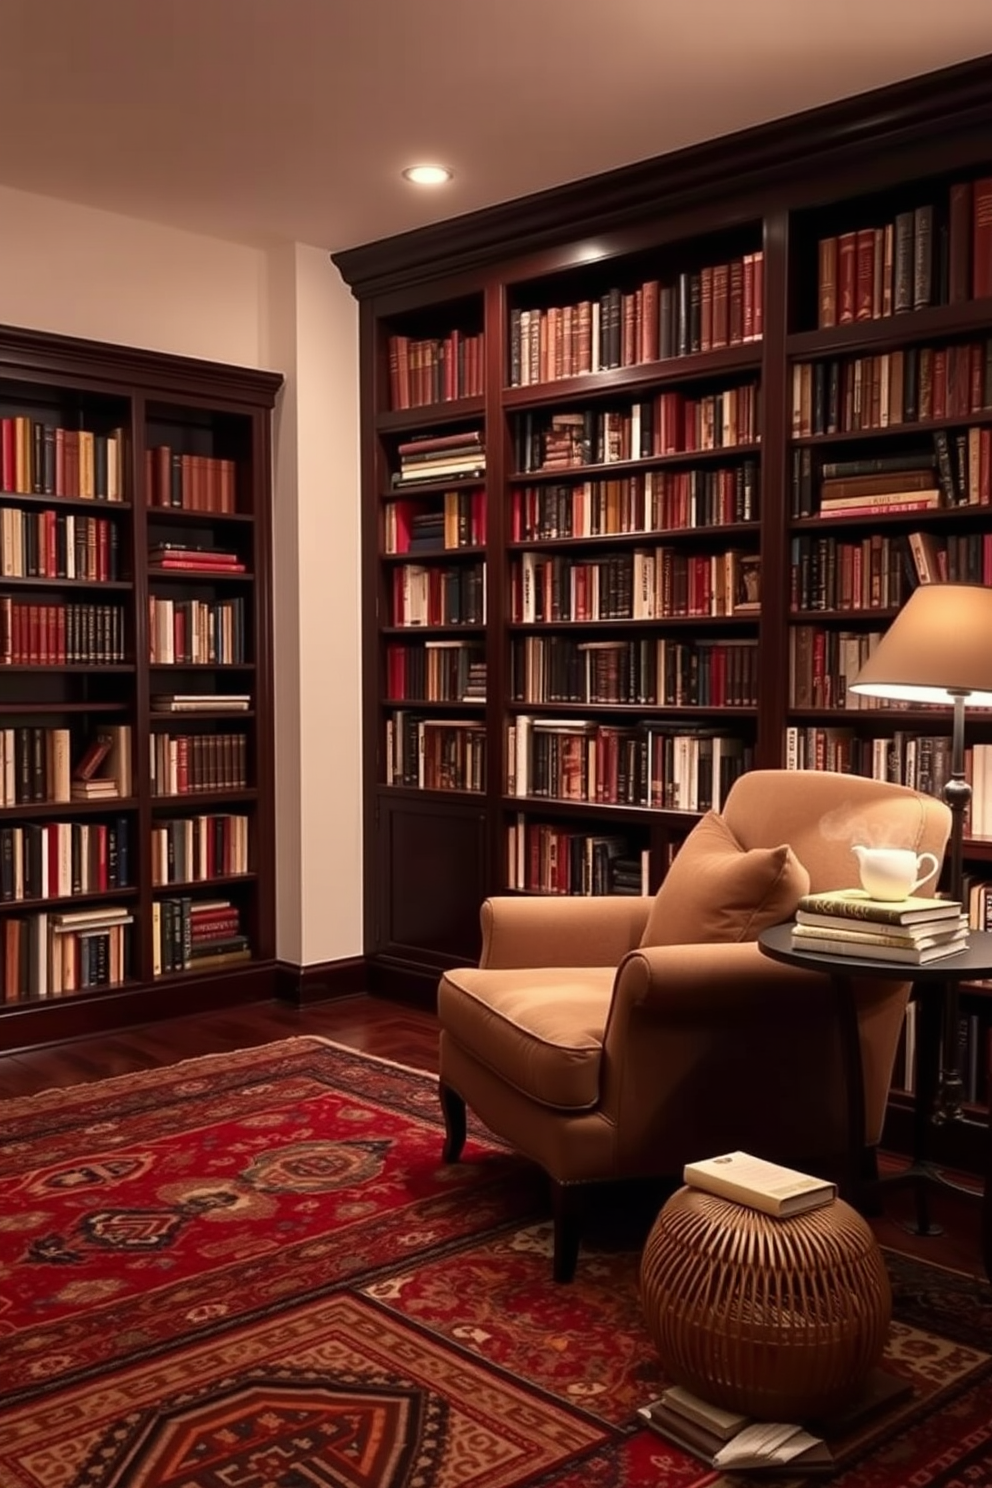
left=0, top=1034, right=437, bottom=1114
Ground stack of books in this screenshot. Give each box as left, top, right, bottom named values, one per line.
left=639, top=1387, right=830, bottom=1471
left=791, top=889, right=967, bottom=964
left=638, top=1372, right=912, bottom=1473
left=392, top=431, right=485, bottom=487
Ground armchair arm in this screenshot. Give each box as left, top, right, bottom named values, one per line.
left=479, top=895, right=652, bottom=970
left=598, top=941, right=910, bottom=1165
left=607, top=940, right=830, bottom=1023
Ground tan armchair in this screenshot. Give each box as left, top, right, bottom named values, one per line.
left=437, top=770, right=951, bottom=1280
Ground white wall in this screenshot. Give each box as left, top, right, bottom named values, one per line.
left=0, top=183, right=265, bottom=364
left=0, top=182, right=363, bottom=968
left=261, top=243, right=363, bottom=966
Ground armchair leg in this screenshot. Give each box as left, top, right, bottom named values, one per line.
left=551, top=1180, right=586, bottom=1283
left=439, top=1081, right=467, bottom=1163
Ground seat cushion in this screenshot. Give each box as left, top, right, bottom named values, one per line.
left=640, top=809, right=810, bottom=948
left=438, top=965, right=614, bottom=1110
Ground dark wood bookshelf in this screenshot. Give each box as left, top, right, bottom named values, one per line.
left=336, top=53, right=992, bottom=1167
left=0, top=322, right=281, bottom=1043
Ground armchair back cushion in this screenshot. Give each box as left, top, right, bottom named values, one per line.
left=722, top=770, right=945, bottom=895
left=639, top=809, right=810, bottom=948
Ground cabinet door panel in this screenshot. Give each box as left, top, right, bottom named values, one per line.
left=376, top=795, right=487, bottom=965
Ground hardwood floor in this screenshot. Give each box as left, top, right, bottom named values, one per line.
left=0, top=991, right=985, bottom=1281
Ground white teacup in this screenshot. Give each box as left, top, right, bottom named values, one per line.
left=852, top=845, right=939, bottom=902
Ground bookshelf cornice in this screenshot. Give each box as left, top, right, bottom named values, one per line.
left=0, top=322, right=283, bottom=407
left=332, top=54, right=992, bottom=300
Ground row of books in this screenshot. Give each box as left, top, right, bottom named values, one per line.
left=509, top=461, right=760, bottom=541
left=153, top=895, right=250, bottom=975
left=0, top=508, right=122, bottom=581
left=789, top=624, right=881, bottom=711
left=383, top=490, right=487, bottom=554
left=384, top=641, right=485, bottom=704
left=508, top=255, right=765, bottom=388
left=384, top=713, right=486, bottom=792
left=816, top=178, right=992, bottom=328
left=791, top=434, right=983, bottom=519
left=511, top=548, right=760, bottom=623
left=386, top=329, right=485, bottom=409
left=791, top=338, right=992, bottom=439
left=510, top=635, right=682, bottom=706
left=145, top=446, right=239, bottom=514
left=0, top=419, right=126, bottom=502
left=389, top=561, right=486, bottom=627
left=506, top=819, right=650, bottom=896
left=1, top=906, right=133, bottom=1001
left=514, top=385, right=761, bottom=471
left=0, top=726, right=131, bottom=808
left=905, top=527, right=992, bottom=587
left=149, top=734, right=248, bottom=797
left=507, top=718, right=752, bottom=809
left=148, top=595, right=248, bottom=666
left=0, top=598, right=126, bottom=666
left=0, top=817, right=131, bottom=901
left=150, top=813, right=250, bottom=886
left=789, top=531, right=911, bottom=614
left=390, top=430, right=485, bottom=486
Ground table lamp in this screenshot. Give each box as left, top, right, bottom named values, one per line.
left=850, top=581, right=992, bottom=1122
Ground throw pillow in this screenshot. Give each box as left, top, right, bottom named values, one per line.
left=639, top=810, right=810, bottom=947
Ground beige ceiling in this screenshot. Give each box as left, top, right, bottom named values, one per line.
left=0, top=0, right=990, bottom=256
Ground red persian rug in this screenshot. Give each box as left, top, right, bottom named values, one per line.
left=1, top=1035, right=990, bottom=1488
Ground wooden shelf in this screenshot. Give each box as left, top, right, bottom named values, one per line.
left=0, top=323, right=280, bottom=1035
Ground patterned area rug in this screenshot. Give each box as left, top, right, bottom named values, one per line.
left=1, top=1035, right=990, bottom=1487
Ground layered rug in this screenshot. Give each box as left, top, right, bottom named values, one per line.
left=1, top=1036, right=991, bottom=1488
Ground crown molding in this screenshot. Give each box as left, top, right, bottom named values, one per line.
left=332, top=54, right=992, bottom=301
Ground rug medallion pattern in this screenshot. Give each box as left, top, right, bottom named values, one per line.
left=1, top=1036, right=990, bottom=1487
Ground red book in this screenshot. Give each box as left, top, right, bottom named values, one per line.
left=855, top=229, right=875, bottom=320
left=837, top=232, right=857, bottom=323
left=1, top=418, right=14, bottom=492
left=973, top=177, right=992, bottom=299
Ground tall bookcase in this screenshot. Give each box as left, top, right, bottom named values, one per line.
left=0, top=324, right=281, bottom=1049
left=336, top=56, right=992, bottom=1167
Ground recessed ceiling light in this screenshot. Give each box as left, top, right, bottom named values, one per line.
left=402, top=164, right=453, bottom=186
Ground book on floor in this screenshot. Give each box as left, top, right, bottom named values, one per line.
left=638, top=1371, right=914, bottom=1475
left=638, top=1399, right=832, bottom=1472
left=682, top=1150, right=836, bottom=1217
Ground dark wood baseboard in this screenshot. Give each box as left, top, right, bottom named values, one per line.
left=365, top=954, right=442, bottom=1006
left=274, top=957, right=368, bottom=1004
left=0, top=962, right=281, bottom=1056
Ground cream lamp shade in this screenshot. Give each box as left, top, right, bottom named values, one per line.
left=849, top=582, right=992, bottom=705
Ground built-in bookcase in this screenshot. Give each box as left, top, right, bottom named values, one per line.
left=340, top=56, right=992, bottom=1167
left=0, top=325, right=280, bottom=1047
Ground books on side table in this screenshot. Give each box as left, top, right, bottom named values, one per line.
left=683, top=1150, right=836, bottom=1218
left=791, top=889, right=967, bottom=965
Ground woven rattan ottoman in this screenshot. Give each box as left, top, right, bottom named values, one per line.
left=640, top=1186, right=891, bottom=1420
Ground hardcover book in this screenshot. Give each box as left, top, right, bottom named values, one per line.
left=796, top=889, right=961, bottom=926
left=790, top=927, right=968, bottom=965
left=682, top=1150, right=836, bottom=1217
